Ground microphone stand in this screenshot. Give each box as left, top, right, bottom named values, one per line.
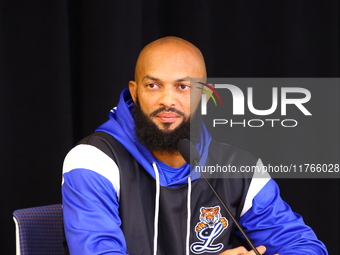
left=194, top=161, right=261, bottom=255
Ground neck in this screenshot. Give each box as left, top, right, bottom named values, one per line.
left=152, top=151, right=186, bottom=168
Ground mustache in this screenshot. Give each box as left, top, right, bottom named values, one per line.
left=149, top=107, right=185, bottom=118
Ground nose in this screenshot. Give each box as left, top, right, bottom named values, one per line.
left=159, top=86, right=176, bottom=108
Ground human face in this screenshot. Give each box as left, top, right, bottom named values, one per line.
left=129, top=43, right=206, bottom=131
left=133, top=75, right=191, bottom=131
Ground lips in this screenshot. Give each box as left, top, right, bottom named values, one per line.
left=156, top=112, right=179, bottom=122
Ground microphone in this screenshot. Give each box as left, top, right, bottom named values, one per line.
left=178, top=139, right=261, bottom=255
left=178, top=139, right=200, bottom=166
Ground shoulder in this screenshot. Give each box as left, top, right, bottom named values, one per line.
left=62, top=139, right=120, bottom=194
left=63, top=131, right=123, bottom=177
left=63, top=143, right=118, bottom=175
left=208, top=140, right=259, bottom=165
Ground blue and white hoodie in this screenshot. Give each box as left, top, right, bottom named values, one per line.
left=62, top=88, right=328, bottom=255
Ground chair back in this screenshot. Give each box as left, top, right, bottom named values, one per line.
left=13, top=204, right=64, bottom=255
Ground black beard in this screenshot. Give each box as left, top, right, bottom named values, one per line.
left=133, top=100, right=201, bottom=154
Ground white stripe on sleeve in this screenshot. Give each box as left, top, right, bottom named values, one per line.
left=240, top=159, right=270, bottom=217
left=62, top=144, right=120, bottom=200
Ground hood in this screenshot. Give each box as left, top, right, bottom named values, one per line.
left=96, top=88, right=211, bottom=187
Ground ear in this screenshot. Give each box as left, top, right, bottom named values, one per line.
left=129, top=80, right=137, bottom=103
left=197, top=82, right=214, bottom=103
left=214, top=205, right=221, bottom=212
left=204, top=83, right=214, bottom=102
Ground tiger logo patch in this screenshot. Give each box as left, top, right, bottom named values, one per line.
left=191, top=205, right=228, bottom=254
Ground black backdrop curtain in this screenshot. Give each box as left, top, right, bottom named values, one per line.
left=0, top=1, right=339, bottom=254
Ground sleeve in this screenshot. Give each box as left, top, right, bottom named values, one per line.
left=62, top=144, right=128, bottom=255
left=236, top=170, right=328, bottom=255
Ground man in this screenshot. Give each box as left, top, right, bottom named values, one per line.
left=62, top=37, right=328, bottom=255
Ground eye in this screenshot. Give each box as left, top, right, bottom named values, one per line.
left=147, top=83, right=159, bottom=89
left=178, top=84, right=190, bottom=90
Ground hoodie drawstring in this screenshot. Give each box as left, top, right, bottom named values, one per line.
left=186, top=176, right=192, bottom=255
left=152, top=163, right=192, bottom=255
left=152, top=162, right=160, bottom=255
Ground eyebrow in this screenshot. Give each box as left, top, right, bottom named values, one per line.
left=176, top=76, right=190, bottom=82
left=142, top=75, right=190, bottom=82
left=142, top=75, right=160, bottom=82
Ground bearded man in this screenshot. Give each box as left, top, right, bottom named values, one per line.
left=62, top=36, right=327, bottom=255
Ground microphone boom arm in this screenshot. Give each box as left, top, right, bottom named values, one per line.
left=196, top=161, right=261, bottom=255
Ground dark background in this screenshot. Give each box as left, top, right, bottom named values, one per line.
left=0, top=1, right=339, bottom=254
